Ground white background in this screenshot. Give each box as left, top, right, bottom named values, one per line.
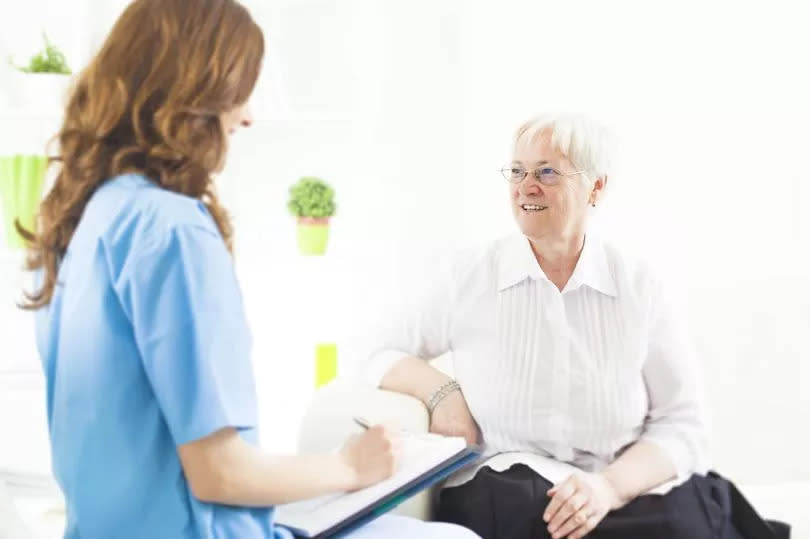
left=0, top=0, right=808, bottom=489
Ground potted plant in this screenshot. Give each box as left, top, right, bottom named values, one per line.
left=287, top=176, right=336, bottom=255
left=0, top=155, right=47, bottom=249
left=8, top=33, right=72, bottom=111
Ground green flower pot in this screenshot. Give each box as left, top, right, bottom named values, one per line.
left=0, top=155, right=47, bottom=249
left=296, top=218, right=330, bottom=255
left=315, top=343, right=337, bottom=388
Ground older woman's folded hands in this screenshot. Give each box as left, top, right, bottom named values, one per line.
left=543, top=472, right=624, bottom=539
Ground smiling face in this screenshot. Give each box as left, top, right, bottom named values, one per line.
left=510, top=131, right=601, bottom=243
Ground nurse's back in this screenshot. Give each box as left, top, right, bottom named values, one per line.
left=35, top=174, right=277, bottom=537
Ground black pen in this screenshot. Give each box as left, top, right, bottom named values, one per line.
left=353, top=416, right=372, bottom=430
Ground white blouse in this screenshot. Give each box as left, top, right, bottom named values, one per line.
left=361, top=233, right=710, bottom=494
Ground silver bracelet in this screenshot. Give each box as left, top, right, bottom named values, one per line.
left=426, top=380, right=461, bottom=414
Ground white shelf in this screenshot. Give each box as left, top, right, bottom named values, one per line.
left=0, top=108, right=63, bottom=120
left=0, top=109, right=63, bottom=154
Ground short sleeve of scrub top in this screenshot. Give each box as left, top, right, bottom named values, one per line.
left=114, top=221, right=257, bottom=444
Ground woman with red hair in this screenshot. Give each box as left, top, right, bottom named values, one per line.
left=20, top=1, right=476, bottom=537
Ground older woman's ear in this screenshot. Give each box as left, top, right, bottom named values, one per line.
left=595, top=174, right=608, bottom=192
left=590, top=175, right=608, bottom=207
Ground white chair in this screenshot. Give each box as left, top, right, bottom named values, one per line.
left=297, top=380, right=435, bottom=520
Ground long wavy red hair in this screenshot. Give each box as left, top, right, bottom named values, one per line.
left=18, top=0, right=264, bottom=309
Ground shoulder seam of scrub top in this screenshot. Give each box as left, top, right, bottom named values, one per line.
left=115, top=221, right=226, bottom=278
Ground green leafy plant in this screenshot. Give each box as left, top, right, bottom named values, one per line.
left=288, top=177, right=336, bottom=219
left=9, top=33, right=71, bottom=74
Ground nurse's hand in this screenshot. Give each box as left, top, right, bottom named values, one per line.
left=430, top=390, right=480, bottom=446
left=339, top=425, right=399, bottom=491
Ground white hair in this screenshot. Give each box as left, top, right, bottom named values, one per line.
left=514, top=113, right=614, bottom=185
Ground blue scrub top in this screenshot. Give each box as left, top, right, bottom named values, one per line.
left=35, top=174, right=293, bottom=539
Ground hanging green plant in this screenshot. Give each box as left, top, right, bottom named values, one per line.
left=9, top=33, right=72, bottom=74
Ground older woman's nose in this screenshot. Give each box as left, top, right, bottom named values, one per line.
left=519, top=176, right=543, bottom=196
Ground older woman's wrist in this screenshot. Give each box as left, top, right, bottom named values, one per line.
left=425, top=380, right=462, bottom=415
left=598, top=470, right=631, bottom=510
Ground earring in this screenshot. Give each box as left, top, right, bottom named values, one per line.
left=592, top=202, right=596, bottom=208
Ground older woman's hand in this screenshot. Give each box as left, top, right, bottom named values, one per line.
left=543, top=472, right=624, bottom=539
left=429, top=390, right=481, bottom=446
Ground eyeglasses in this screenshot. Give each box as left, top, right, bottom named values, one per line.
left=500, top=165, right=586, bottom=186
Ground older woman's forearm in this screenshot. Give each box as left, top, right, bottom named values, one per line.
left=600, top=441, right=677, bottom=505
left=379, top=355, right=452, bottom=404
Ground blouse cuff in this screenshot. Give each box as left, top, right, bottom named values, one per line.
left=638, top=429, right=698, bottom=481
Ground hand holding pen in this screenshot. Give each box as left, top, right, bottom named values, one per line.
left=338, top=417, right=399, bottom=491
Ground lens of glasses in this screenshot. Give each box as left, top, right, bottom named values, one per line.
left=534, top=167, right=562, bottom=186
left=501, top=167, right=525, bottom=182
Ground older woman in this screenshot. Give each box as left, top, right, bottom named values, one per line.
left=362, top=115, right=787, bottom=539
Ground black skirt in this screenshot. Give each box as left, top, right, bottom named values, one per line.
left=436, top=464, right=791, bottom=539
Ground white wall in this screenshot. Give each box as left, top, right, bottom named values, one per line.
left=1, top=0, right=808, bottom=486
